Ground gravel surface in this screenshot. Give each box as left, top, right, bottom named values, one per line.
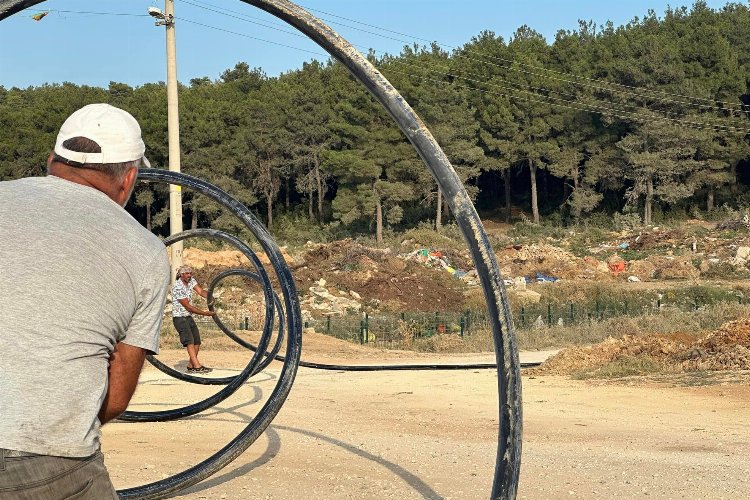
left=102, top=349, right=750, bottom=499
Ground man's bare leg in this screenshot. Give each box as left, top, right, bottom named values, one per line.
left=186, top=344, right=201, bottom=369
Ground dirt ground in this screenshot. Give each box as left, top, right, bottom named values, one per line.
left=102, top=343, right=750, bottom=499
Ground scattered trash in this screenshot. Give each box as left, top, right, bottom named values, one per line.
left=535, top=271, right=559, bottom=283
left=401, top=248, right=477, bottom=284
left=627, top=275, right=641, bottom=282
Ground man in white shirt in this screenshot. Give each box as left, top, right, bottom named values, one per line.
left=172, top=265, right=215, bottom=373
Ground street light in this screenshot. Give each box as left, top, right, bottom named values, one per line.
left=148, top=6, right=174, bottom=26
left=149, top=1, right=183, bottom=277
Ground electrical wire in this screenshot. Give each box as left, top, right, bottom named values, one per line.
left=178, top=1, right=750, bottom=121
left=382, top=56, right=750, bottom=133
left=27, top=5, right=750, bottom=122
left=298, top=2, right=748, bottom=113
left=378, top=63, right=750, bottom=134
left=172, top=13, right=750, bottom=134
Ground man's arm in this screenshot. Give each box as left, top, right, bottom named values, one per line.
left=178, top=297, right=214, bottom=316
left=98, top=342, right=147, bottom=424
left=193, top=283, right=209, bottom=300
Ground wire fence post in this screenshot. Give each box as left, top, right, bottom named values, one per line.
left=326, top=315, right=331, bottom=335
left=547, top=303, right=552, bottom=326
left=365, top=313, right=370, bottom=342
left=359, top=319, right=365, bottom=344
left=569, top=302, right=574, bottom=325
left=596, top=300, right=601, bottom=320
left=520, top=306, right=525, bottom=327
left=460, top=315, right=465, bottom=337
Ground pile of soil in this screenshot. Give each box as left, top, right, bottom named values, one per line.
left=495, top=243, right=609, bottom=280
left=533, top=318, right=750, bottom=375
left=294, top=239, right=466, bottom=313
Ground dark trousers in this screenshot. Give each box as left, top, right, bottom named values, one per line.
left=0, top=449, right=117, bottom=499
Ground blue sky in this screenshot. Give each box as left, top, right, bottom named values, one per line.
left=0, top=0, right=738, bottom=88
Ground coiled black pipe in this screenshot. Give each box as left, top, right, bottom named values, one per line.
left=1, top=2, right=521, bottom=498
left=118, top=230, right=278, bottom=421
left=235, top=3, right=522, bottom=498
left=116, top=169, right=302, bottom=498
left=137, top=229, right=278, bottom=387
left=206, top=267, right=287, bottom=374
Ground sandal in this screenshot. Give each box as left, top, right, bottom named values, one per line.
left=187, top=366, right=212, bottom=373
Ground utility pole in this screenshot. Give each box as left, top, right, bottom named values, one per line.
left=149, top=1, right=183, bottom=278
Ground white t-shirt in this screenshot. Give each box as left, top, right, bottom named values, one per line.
left=172, top=277, right=198, bottom=317
left=0, top=176, right=170, bottom=457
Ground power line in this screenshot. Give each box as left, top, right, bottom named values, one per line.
left=26, top=6, right=750, bottom=133
left=377, top=65, right=750, bottom=135
left=185, top=1, right=748, bottom=116
left=181, top=0, right=308, bottom=41
left=298, top=2, right=747, bottom=113
left=180, top=17, right=324, bottom=58
left=177, top=12, right=750, bottom=134
left=175, top=2, right=750, bottom=128
left=32, top=3, right=748, bottom=115
left=383, top=56, right=750, bottom=132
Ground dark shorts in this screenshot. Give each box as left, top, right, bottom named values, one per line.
left=0, top=449, right=117, bottom=500
left=173, top=316, right=201, bottom=347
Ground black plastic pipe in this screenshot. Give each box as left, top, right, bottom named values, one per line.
left=116, top=169, right=302, bottom=498
left=1, top=1, right=521, bottom=498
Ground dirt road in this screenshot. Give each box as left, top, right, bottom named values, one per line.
left=103, top=349, right=750, bottom=499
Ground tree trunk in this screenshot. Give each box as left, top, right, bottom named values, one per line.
left=529, top=159, right=540, bottom=224
left=315, top=157, right=323, bottom=223
left=266, top=193, right=273, bottom=230
left=285, top=177, right=290, bottom=210
left=308, top=192, right=314, bottom=221
left=436, top=185, right=442, bottom=231
left=730, top=163, right=738, bottom=195
left=572, top=166, right=581, bottom=220
left=644, top=175, right=653, bottom=226
left=146, top=204, right=152, bottom=231
left=707, top=187, right=715, bottom=212
left=375, top=196, right=383, bottom=245
left=503, top=168, right=512, bottom=223
left=443, top=194, right=450, bottom=223
left=191, top=204, right=197, bottom=230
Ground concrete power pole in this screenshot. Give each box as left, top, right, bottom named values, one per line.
left=150, top=1, right=183, bottom=278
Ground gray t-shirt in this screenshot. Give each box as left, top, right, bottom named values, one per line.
left=0, top=175, right=170, bottom=457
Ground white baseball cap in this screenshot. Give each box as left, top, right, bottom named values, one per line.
left=54, top=103, right=151, bottom=167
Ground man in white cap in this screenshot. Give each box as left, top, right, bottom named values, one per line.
left=0, top=103, right=170, bottom=499
left=172, top=265, right=215, bottom=373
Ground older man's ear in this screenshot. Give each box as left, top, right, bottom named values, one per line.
left=118, top=166, right=139, bottom=207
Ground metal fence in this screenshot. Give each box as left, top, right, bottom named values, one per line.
left=182, top=292, right=746, bottom=350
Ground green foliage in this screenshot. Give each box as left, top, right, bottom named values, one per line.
left=394, top=221, right=465, bottom=252
left=613, top=212, right=642, bottom=231
left=3, top=3, right=750, bottom=239
left=271, top=210, right=335, bottom=247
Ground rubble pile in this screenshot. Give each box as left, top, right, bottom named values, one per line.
left=300, top=278, right=362, bottom=320
left=495, top=243, right=608, bottom=281
left=534, top=318, right=750, bottom=375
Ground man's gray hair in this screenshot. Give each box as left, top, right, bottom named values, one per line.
left=50, top=136, right=140, bottom=181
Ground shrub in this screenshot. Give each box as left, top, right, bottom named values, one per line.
left=613, top=211, right=642, bottom=231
